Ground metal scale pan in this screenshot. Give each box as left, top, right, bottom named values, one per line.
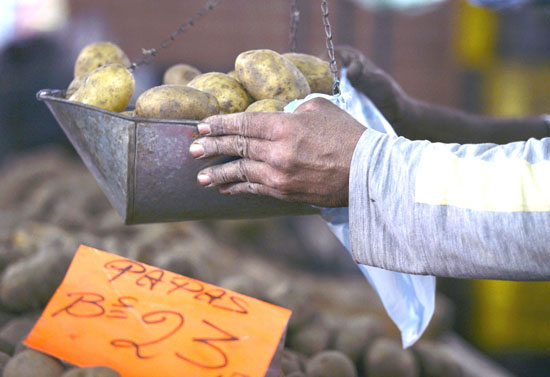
left=37, top=89, right=318, bottom=224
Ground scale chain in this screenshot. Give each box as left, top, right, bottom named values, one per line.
left=289, top=0, right=300, bottom=52
left=321, top=0, right=340, bottom=95
left=130, top=0, right=222, bottom=71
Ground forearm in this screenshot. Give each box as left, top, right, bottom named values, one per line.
left=349, top=129, right=550, bottom=280
left=396, top=98, right=550, bottom=144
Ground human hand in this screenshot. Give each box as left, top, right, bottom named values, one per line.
left=189, top=98, right=366, bottom=207
left=335, top=46, right=411, bottom=132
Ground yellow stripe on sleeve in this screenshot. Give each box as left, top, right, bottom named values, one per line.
left=415, top=148, right=550, bottom=212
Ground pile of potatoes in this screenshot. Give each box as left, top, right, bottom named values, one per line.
left=65, top=42, right=135, bottom=113
left=0, top=148, right=516, bottom=377
left=66, top=41, right=334, bottom=120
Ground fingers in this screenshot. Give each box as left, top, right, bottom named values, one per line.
left=199, top=112, right=286, bottom=139
left=197, top=159, right=268, bottom=187
left=197, top=159, right=300, bottom=202
left=334, top=45, right=359, bottom=67
left=190, top=136, right=271, bottom=160
left=347, top=54, right=379, bottom=79
left=334, top=46, right=387, bottom=92
left=218, top=182, right=290, bottom=201
left=219, top=182, right=310, bottom=203
left=346, top=59, right=363, bottom=82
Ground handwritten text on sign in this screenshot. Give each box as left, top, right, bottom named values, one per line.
left=25, top=245, right=291, bottom=377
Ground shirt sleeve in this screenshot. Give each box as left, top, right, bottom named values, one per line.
left=348, top=128, right=550, bottom=280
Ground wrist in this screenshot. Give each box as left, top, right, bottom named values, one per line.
left=392, top=95, right=419, bottom=138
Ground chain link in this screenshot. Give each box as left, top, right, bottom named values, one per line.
left=129, top=0, right=222, bottom=71
left=321, top=0, right=340, bottom=95
left=128, top=0, right=340, bottom=96
left=289, top=0, right=300, bottom=52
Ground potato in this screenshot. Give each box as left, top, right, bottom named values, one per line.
left=0, top=337, right=14, bottom=356
left=0, top=317, right=36, bottom=350
left=0, top=248, right=73, bottom=312
left=423, top=294, right=455, bottom=339
left=281, top=349, right=305, bottom=375
left=65, top=75, right=85, bottom=98
left=265, top=284, right=315, bottom=333
left=245, top=99, right=287, bottom=112
left=365, top=338, right=419, bottom=377
left=3, top=349, right=63, bottom=377
left=0, top=351, right=9, bottom=372
left=306, top=351, right=357, bottom=377
left=288, top=315, right=334, bottom=357
left=412, top=341, right=463, bottom=377
left=235, top=49, right=310, bottom=102
left=188, top=72, right=252, bottom=114
left=154, top=246, right=216, bottom=283
left=62, top=366, right=121, bottom=377
left=69, top=64, right=134, bottom=112
left=228, top=70, right=255, bottom=103
left=333, top=315, right=386, bottom=364
left=283, top=53, right=333, bottom=95
left=218, top=275, right=265, bottom=300
left=135, top=85, right=219, bottom=120
left=74, top=41, right=130, bottom=78
left=287, top=373, right=306, bottom=377
left=163, top=63, right=201, bottom=85
left=227, top=70, right=240, bottom=82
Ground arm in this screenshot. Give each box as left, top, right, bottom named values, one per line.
left=400, top=99, right=550, bottom=144
left=190, top=97, right=550, bottom=280
left=336, top=46, right=550, bottom=144
left=349, top=128, right=550, bottom=280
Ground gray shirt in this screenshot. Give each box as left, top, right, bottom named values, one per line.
left=349, top=128, right=550, bottom=280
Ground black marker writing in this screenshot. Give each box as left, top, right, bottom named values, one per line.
left=111, top=310, right=184, bottom=359
left=104, top=259, right=146, bottom=282
left=51, top=292, right=105, bottom=318
left=136, top=269, right=165, bottom=291
left=175, top=320, right=239, bottom=369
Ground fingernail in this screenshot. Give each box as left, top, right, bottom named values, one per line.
left=198, top=123, right=211, bottom=135
left=189, top=142, right=204, bottom=158
left=197, top=174, right=211, bottom=186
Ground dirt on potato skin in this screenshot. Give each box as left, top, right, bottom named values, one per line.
left=135, top=85, right=220, bottom=120
left=235, top=49, right=310, bottom=102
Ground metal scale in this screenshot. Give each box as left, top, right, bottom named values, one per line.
left=37, top=0, right=340, bottom=224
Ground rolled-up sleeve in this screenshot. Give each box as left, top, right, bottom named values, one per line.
left=349, top=128, right=550, bottom=280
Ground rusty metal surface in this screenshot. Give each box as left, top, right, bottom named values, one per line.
left=37, top=89, right=134, bottom=222
left=37, top=89, right=319, bottom=224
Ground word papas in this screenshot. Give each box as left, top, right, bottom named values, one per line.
left=25, top=245, right=291, bottom=377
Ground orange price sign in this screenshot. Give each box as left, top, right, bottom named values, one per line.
left=25, top=245, right=291, bottom=377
